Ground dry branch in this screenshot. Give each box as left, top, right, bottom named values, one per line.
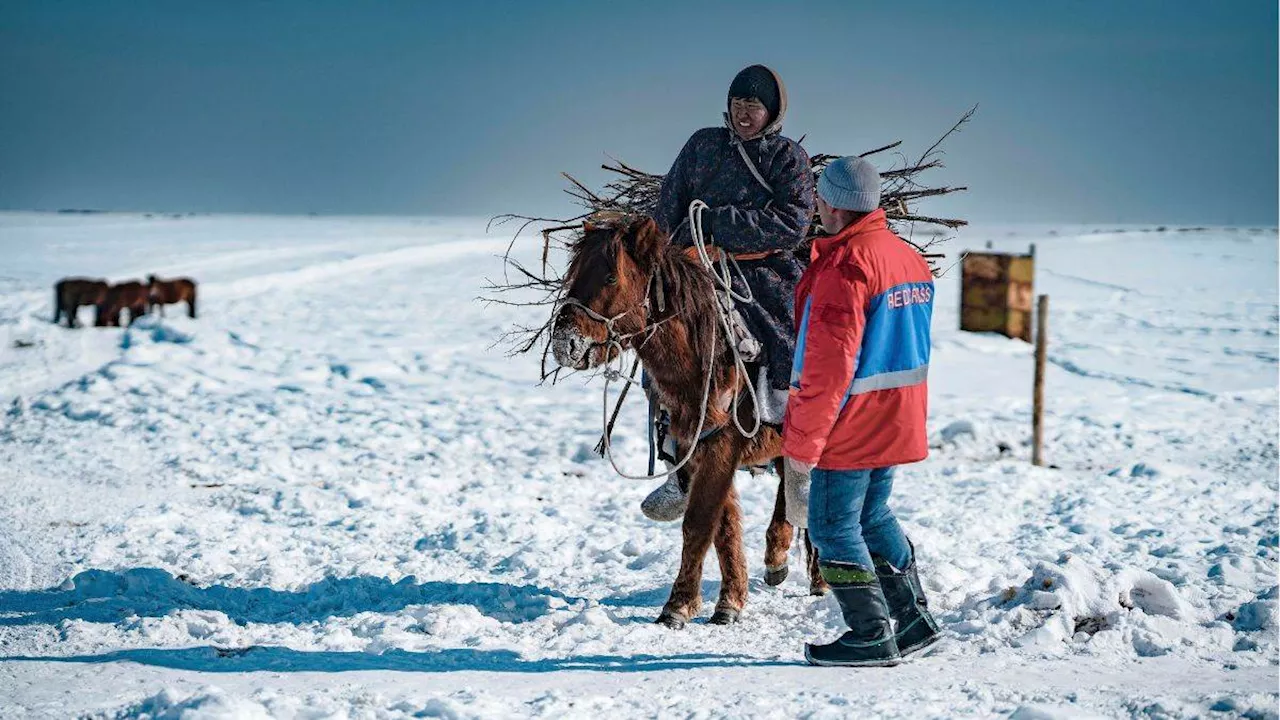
left=488, top=106, right=977, bottom=367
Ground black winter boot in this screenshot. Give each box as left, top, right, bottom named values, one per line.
left=874, top=542, right=940, bottom=658
left=804, top=563, right=901, bottom=667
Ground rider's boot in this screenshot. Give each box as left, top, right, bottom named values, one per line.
left=641, top=469, right=688, bottom=522
left=640, top=404, right=688, bottom=522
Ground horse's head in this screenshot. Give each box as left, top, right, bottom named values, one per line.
left=551, top=213, right=668, bottom=370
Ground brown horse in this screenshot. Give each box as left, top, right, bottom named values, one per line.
left=97, top=281, right=150, bottom=327
left=147, top=275, right=197, bottom=318
left=551, top=214, right=825, bottom=628
left=53, top=277, right=108, bottom=328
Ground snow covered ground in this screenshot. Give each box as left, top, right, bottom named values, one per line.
left=0, top=212, right=1275, bottom=718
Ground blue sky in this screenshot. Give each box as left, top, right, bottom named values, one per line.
left=0, top=1, right=1275, bottom=223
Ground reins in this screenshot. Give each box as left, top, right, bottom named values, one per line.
left=557, top=265, right=719, bottom=481
left=686, top=200, right=762, bottom=441
left=560, top=200, right=764, bottom=481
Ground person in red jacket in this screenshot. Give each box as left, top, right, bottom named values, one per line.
left=782, top=156, right=940, bottom=667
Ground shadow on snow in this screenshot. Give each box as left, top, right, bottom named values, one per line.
left=0, top=568, right=581, bottom=626
left=2, top=646, right=788, bottom=673
left=0, top=570, right=799, bottom=672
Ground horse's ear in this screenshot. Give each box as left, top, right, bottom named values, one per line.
left=628, top=217, right=667, bottom=271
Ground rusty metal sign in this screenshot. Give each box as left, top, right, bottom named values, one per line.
left=960, top=248, right=1035, bottom=342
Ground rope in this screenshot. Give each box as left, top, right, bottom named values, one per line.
left=593, top=355, right=641, bottom=457
left=564, top=201, right=768, bottom=480
left=599, top=320, right=719, bottom=480
left=686, top=200, right=762, bottom=440
left=732, top=137, right=775, bottom=196
left=688, top=200, right=753, bottom=303
left=558, top=274, right=715, bottom=481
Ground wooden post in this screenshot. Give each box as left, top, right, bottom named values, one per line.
left=1032, top=294, right=1049, bottom=466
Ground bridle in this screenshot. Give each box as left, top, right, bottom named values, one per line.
left=555, top=274, right=666, bottom=362
left=551, top=204, right=762, bottom=481
left=553, top=214, right=714, bottom=480
left=553, top=214, right=672, bottom=364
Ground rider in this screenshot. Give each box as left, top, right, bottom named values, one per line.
left=640, top=64, right=816, bottom=522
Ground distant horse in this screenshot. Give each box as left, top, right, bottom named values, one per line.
left=97, top=281, right=150, bottom=327
left=147, top=275, right=197, bottom=318
left=551, top=214, right=825, bottom=628
left=53, top=277, right=108, bottom=328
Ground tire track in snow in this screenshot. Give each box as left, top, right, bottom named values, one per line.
left=1047, top=354, right=1216, bottom=398
left=206, top=238, right=507, bottom=300
left=1041, top=268, right=1142, bottom=295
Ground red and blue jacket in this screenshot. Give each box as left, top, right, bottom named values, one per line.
left=782, top=209, right=933, bottom=470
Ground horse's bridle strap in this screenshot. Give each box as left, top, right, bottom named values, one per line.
left=556, top=272, right=668, bottom=352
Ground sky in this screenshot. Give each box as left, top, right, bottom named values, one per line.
left=0, top=1, right=1276, bottom=224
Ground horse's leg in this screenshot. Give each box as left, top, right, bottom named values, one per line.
left=657, top=439, right=735, bottom=629
left=764, top=457, right=794, bottom=586
left=709, top=486, right=748, bottom=624
left=805, top=530, right=829, bottom=596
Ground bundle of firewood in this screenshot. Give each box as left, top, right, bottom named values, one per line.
left=494, top=106, right=974, bottom=272
left=485, top=108, right=974, bottom=373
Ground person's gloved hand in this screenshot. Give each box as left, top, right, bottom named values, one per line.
left=783, top=456, right=815, bottom=528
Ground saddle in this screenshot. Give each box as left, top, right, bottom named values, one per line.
left=678, top=245, right=764, bottom=362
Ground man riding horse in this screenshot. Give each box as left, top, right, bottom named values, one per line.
left=640, top=64, right=816, bottom=522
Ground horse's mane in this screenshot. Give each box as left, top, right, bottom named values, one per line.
left=565, top=222, right=723, bottom=360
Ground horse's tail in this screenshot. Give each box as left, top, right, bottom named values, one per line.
left=187, top=283, right=197, bottom=319
left=52, top=284, right=62, bottom=323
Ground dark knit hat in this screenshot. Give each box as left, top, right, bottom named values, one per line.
left=728, top=65, right=780, bottom=122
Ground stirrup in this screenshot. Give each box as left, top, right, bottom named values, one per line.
left=640, top=473, right=687, bottom=522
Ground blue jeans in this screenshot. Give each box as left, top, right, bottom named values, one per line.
left=807, top=466, right=912, bottom=571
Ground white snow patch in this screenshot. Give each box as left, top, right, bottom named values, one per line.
left=0, top=216, right=1275, bottom=717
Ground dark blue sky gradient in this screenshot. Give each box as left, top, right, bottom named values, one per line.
left=0, top=1, right=1275, bottom=223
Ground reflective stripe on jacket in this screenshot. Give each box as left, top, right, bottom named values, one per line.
left=782, top=208, right=933, bottom=469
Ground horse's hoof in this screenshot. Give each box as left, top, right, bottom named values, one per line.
left=810, top=582, right=830, bottom=597
left=764, top=565, right=789, bottom=587
left=655, top=610, right=687, bottom=630
left=708, top=608, right=740, bottom=625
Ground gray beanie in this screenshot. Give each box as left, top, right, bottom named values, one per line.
left=818, top=156, right=881, bottom=212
